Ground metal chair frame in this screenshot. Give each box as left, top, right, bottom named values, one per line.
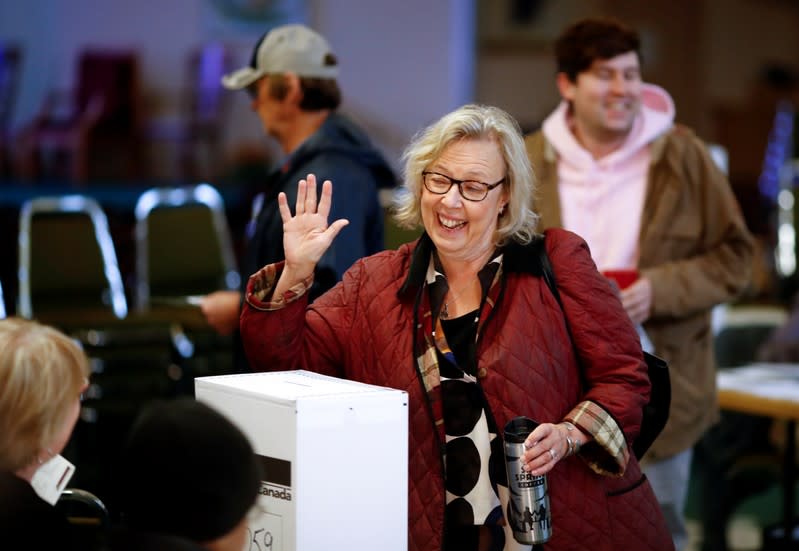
left=17, top=195, right=128, bottom=319
left=134, top=182, right=239, bottom=310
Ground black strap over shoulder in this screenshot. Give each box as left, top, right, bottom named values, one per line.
left=532, top=235, right=670, bottom=460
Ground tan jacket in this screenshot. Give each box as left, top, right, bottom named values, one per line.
left=526, top=126, right=755, bottom=460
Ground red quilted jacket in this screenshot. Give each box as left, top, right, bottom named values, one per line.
left=242, top=228, right=673, bottom=551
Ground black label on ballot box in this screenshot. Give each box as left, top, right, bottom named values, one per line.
left=257, top=455, right=292, bottom=501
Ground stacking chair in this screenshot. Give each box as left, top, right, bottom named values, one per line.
left=134, top=182, right=239, bottom=310
left=712, top=303, right=789, bottom=367
left=16, top=49, right=143, bottom=183
left=56, top=488, right=110, bottom=551
left=133, top=182, right=239, bottom=379
left=17, top=194, right=128, bottom=323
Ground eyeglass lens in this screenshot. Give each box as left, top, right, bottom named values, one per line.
left=424, top=173, right=491, bottom=201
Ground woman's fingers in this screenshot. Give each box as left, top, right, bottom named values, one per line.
left=522, top=423, right=567, bottom=475
left=305, top=174, right=318, bottom=214
left=317, top=179, right=334, bottom=218
left=277, top=192, right=291, bottom=223
left=293, top=175, right=331, bottom=219
left=295, top=178, right=307, bottom=215
left=326, top=218, right=350, bottom=240
left=283, top=175, right=347, bottom=250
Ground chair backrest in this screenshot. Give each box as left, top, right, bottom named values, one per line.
left=17, top=195, right=128, bottom=319
left=75, top=49, right=140, bottom=130
left=134, top=183, right=239, bottom=309
left=56, top=488, right=110, bottom=551
left=712, top=303, right=788, bottom=367
left=0, top=43, right=22, bottom=132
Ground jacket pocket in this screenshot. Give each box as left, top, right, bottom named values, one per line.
left=606, top=473, right=647, bottom=497
left=604, top=473, right=671, bottom=549
left=603, top=455, right=646, bottom=497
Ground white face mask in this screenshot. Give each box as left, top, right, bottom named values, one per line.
left=30, top=454, right=75, bottom=505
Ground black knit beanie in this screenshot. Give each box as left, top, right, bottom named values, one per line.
left=121, top=398, right=262, bottom=542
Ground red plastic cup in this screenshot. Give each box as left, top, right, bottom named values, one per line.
left=602, top=269, right=639, bottom=291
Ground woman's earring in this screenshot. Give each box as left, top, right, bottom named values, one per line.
left=499, top=204, right=506, bottom=216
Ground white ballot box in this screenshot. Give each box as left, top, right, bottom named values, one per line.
left=195, top=370, right=409, bottom=551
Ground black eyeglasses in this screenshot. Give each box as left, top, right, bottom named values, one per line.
left=422, top=171, right=505, bottom=202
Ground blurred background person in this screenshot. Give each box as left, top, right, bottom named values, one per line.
left=0, top=317, right=89, bottom=551
left=109, top=398, right=262, bottom=551
left=240, top=104, right=672, bottom=551
left=525, top=17, right=755, bottom=551
left=201, top=24, right=395, bottom=355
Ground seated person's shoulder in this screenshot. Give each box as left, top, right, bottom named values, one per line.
left=0, top=473, right=75, bottom=549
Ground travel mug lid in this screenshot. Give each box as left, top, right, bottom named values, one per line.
left=504, top=416, right=539, bottom=443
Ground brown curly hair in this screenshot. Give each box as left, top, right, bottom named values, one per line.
left=555, top=17, right=641, bottom=83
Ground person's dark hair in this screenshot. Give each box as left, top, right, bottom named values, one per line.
left=120, top=399, right=262, bottom=543
left=555, top=17, right=641, bottom=82
left=268, top=65, right=341, bottom=111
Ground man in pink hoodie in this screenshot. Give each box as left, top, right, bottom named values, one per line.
left=526, top=17, right=754, bottom=551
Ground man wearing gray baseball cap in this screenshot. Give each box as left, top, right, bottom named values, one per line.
left=222, top=23, right=339, bottom=88
left=201, top=24, right=395, bottom=360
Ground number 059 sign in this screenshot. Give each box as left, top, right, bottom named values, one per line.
left=246, top=508, right=283, bottom=551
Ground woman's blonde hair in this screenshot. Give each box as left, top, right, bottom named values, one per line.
left=0, top=318, right=89, bottom=472
left=393, top=104, right=539, bottom=246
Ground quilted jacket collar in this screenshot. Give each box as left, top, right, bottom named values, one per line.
left=500, top=237, right=546, bottom=277
left=397, top=233, right=546, bottom=302
left=397, top=233, right=433, bottom=301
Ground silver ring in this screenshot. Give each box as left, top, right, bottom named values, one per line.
left=548, top=448, right=556, bottom=461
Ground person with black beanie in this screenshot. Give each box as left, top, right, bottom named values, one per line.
left=109, top=398, right=262, bottom=551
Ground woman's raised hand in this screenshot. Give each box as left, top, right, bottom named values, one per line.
left=277, top=174, right=349, bottom=284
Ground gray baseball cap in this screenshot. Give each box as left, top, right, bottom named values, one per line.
left=222, top=24, right=338, bottom=89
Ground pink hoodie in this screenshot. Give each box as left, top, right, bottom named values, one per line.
left=541, top=83, right=675, bottom=271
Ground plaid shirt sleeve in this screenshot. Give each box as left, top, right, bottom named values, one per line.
left=244, top=261, right=314, bottom=312
left=565, top=400, right=630, bottom=477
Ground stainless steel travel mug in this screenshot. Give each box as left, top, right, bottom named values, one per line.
left=504, top=416, right=552, bottom=545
